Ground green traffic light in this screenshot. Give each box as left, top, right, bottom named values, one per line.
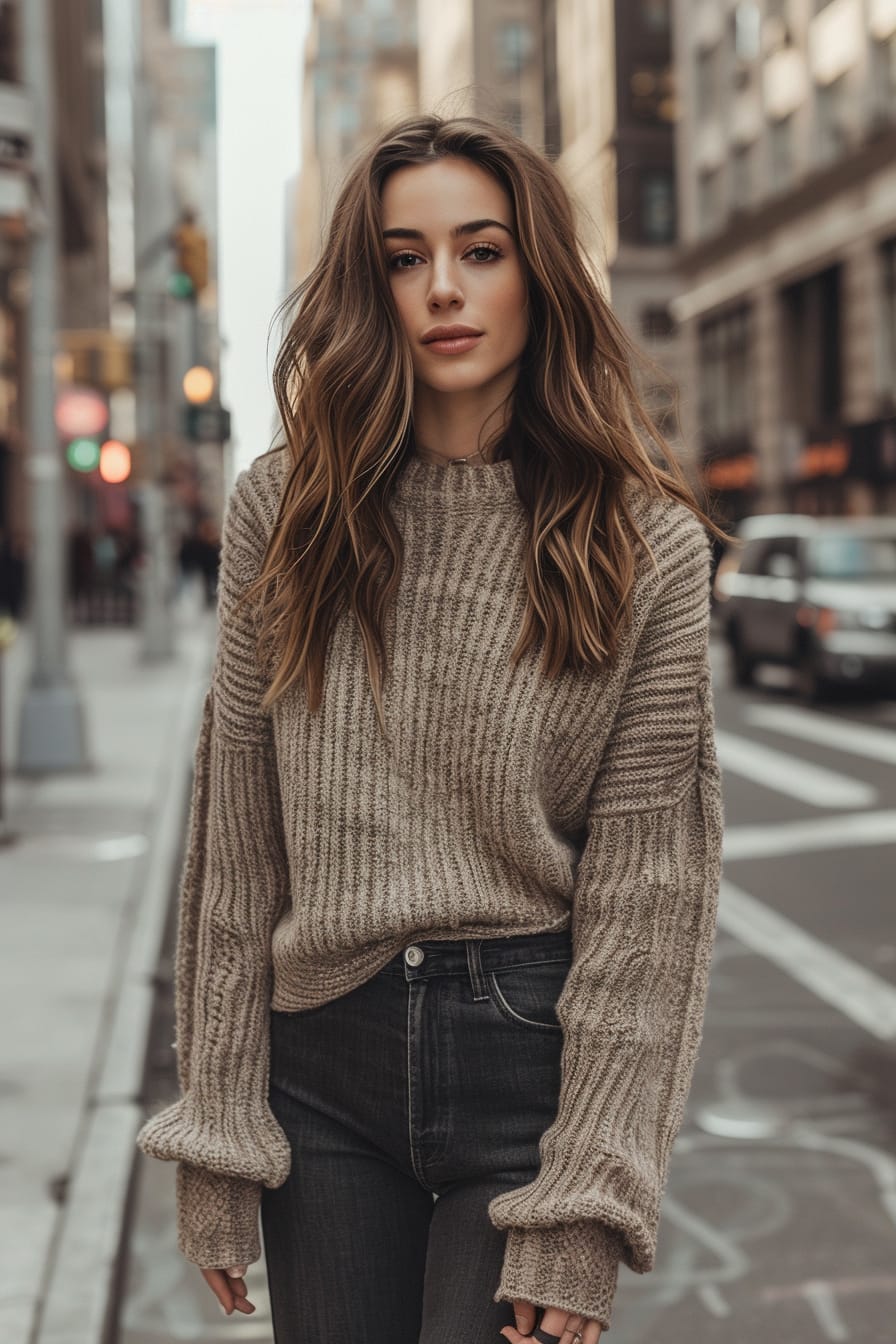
left=168, top=271, right=195, bottom=299
left=67, top=438, right=101, bottom=472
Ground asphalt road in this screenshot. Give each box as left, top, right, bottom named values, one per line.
left=118, top=638, right=896, bottom=1344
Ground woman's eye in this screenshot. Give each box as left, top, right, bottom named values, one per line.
left=388, top=244, right=502, bottom=270
left=466, top=244, right=501, bottom=262
left=389, top=251, right=420, bottom=269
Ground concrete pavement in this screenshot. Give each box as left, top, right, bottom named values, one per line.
left=0, top=584, right=215, bottom=1344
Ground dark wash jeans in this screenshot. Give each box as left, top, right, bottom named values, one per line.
left=260, top=926, right=573, bottom=1344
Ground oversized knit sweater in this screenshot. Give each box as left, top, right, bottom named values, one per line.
left=136, top=444, right=725, bottom=1331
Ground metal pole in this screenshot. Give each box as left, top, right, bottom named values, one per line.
left=133, top=21, right=175, bottom=662
left=16, top=0, right=89, bottom=772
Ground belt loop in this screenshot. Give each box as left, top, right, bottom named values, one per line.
left=465, top=939, right=490, bottom=1002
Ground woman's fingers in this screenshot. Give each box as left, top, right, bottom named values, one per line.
left=501, top=1303, right=598, bottom=1343
left=200, top=1266, right=257, bottom=1315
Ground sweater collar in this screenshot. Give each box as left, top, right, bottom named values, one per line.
left=391, top=452, right=519, bottom=511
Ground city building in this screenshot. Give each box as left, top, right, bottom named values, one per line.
left=671, top=0, right=896, bottom=523
left=290, top=0, right=418, bottom=285
left=0, top=0, right=111, bottom=560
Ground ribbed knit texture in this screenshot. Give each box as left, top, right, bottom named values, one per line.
left=136, top=446, right=725, bottom=1331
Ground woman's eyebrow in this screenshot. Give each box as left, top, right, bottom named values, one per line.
left=382, top=218, right=514, bottom=240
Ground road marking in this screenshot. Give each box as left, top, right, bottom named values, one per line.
left=717, top=879, right=896, bottom=1042
left=744, top=703, right=896, bottom=766
left=714, top=730, right=877, bottom=808
left=723, top=808, right=896, bottom=860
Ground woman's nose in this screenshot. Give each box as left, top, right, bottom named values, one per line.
left=426, top=260, right=463, bottom=308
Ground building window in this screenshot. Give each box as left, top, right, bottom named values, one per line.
left=641, top=0, right=670, bottom=34
left=883, top=238, right=896, bottom=406
left=641, top=305, right=676, bottom=341
left=641, top=168, right=676, bottom=244
left=733, top=3, right=761, bottom=61
left=696, top=46, right=719, bottom=121
left=495, top=20, right=534, bottom=76
left=699, top=306, right=753, bottom=448
left=871, top=35, right=896, bottom=124
left=815, top=75, right=848, bottom=166
left=768, top=114, right=794, bottom=192
left=697, top=168, right=723, bottom=238
left=779, top=265, right=843, bottom=432
left=731, top=144, right=753, bottom=209
left=0, top=0, right=17, bottom=82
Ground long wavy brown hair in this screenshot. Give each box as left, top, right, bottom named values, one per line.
left=243, top=113, right=731, bottom=738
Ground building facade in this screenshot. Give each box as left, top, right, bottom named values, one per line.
left=291, top=0, right=419, bottom=284
left=672, top=0, right=896, bottom=524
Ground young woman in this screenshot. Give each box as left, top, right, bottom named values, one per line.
left=137, top=113, right=728, bottom=1344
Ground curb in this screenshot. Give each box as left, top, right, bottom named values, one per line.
left=32, top=625, right=213, bottom=1344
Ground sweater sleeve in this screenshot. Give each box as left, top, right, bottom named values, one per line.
left=135, top=465, right=293, bottom=1269
left=487, top=513, right=725, bottom=1331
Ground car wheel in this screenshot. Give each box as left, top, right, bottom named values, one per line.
left=728, top=626, right=755, bottom=689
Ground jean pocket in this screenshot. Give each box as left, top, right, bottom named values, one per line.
left=487, top=958, right=570, bottom=1033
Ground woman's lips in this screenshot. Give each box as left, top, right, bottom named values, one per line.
left=422, top=334, right=483, bottom=354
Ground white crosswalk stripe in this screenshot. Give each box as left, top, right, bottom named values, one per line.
left=723, top=809, right=896, bottom=860
left=743, top=703, right=896, bottom=766
left=714, top=730, right=878, bottom=808
left=718, top=879, right=896, bottom=1041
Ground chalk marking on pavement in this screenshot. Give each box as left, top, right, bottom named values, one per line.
left=743, top=703, right=896, bottom=767
left=723, top=808, right=896, bottom=861
left=717, top=879, right=896, bottom=1042
left=714, top=731, right=876, bottom=808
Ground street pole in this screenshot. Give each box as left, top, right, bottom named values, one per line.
left=16, top=0, right=88, bottom=772
left=133, top=28, right=175, bottom=662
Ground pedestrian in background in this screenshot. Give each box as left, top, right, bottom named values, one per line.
left=137, top=113, right=731, bottom=1343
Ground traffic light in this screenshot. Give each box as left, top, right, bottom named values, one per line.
left=171, top=216, right=209, bottom=298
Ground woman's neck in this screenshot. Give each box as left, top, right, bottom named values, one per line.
left=411, top=382, right=513, bottom=466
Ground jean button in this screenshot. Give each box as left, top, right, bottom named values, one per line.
left=404, top=945, right=425, bottom=967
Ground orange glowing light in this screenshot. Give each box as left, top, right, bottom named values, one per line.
left=99, top=439, right=131, bottom=483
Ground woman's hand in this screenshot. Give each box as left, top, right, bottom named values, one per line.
left=500, top=1298, right=602, bottom=1342
left=200, top=1263, right=256, bottom=1315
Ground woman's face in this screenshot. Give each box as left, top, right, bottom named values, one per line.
left=381, top=156, right=529, bottom=400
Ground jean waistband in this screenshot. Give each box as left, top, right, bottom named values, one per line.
left=377, top=925, right=573, bottom=991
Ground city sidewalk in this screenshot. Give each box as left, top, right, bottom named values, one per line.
left=0, top=584, right=216, bottom=1344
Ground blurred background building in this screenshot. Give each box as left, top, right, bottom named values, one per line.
left=3, top=0, right=896, bottom=643
left=0, top=0, right=227, bottom=631
left=291, top=0, right=419, bottom=285
left=672, top=0, right=896, bottom=525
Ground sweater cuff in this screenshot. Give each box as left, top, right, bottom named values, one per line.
left=175, top=1162, right=264, bottom=1268
left=493, top=1220, right=626, bottom=1333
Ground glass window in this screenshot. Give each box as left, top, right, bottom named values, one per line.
left=769, top=114, right=793, bottom=192
left=698, top=168, right=723, bottom=237
left=882, top=237, right=896, bottom=404
left=641, top=0, right=670, bottom=34
left=0, top=1, right=18, bottom=82
left=699, top=305, right=753, bottom=444
left=696, top=47, right=719, bottom=121
left=815, top=75, right=848, bottom=167
left=737, top=538, right=767, bottom=576
left=808, top=535, right=896, bottom=578
left=641, top=169, right=676, bottom=244
left=757, top=537, right=799, bottom=575
left=732, top=144, right=753, bottom=210
left=495, top=20, right=534, bottom=76
left=871, top=35, right=896, bottom=120
left=733, top=3, right=761, bottom=61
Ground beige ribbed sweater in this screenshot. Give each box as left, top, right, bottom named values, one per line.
left=136, top=445, right=724, bottom=1331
